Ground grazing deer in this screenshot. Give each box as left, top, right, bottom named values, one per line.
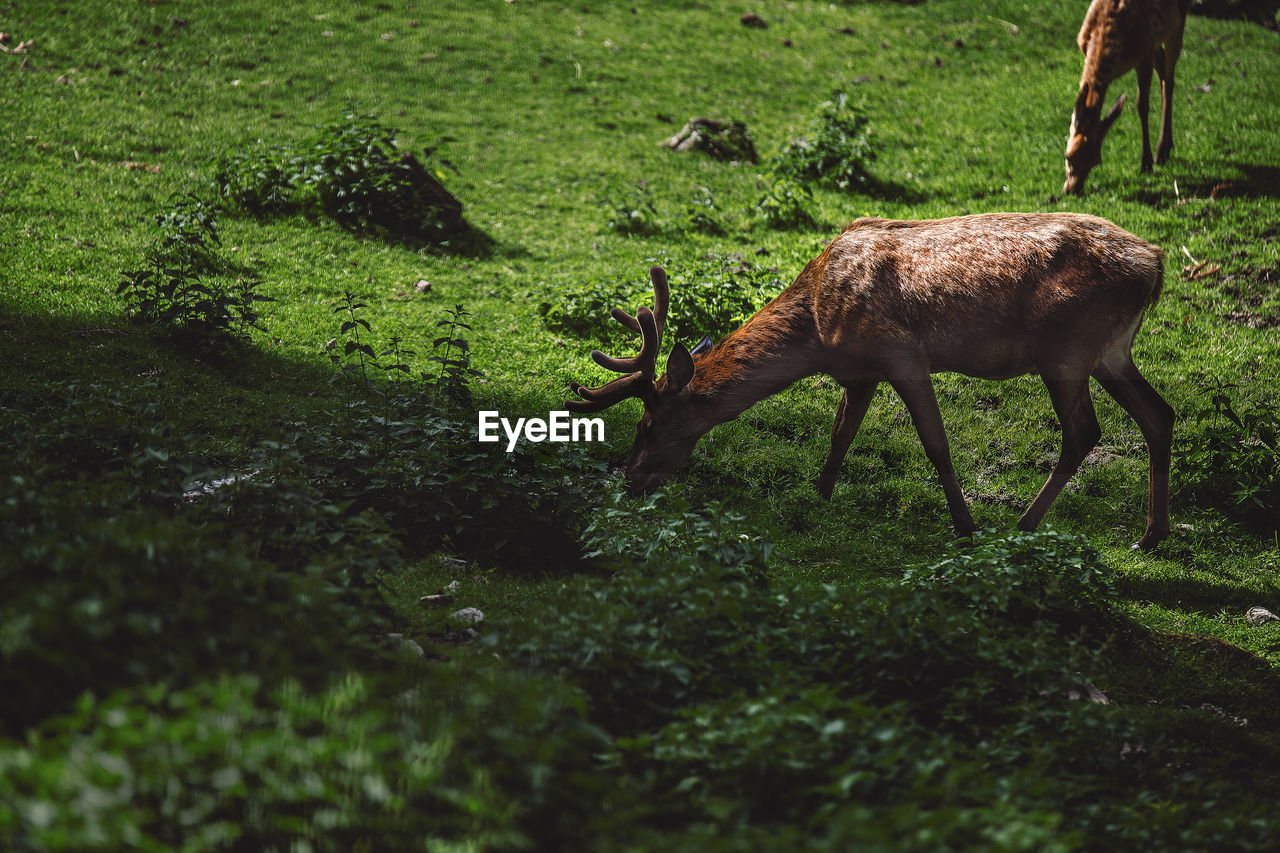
left=1064, top=0, right=1190, bottom=195
left=567, top=213, right=1175, bottom=550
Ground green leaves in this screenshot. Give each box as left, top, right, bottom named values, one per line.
left=771, top=91, right=877, bottom=191
left=117, top=198, right=273, bottom=352
left=541, top=252, right=782, bottom=344
left=212, top=110, right=464, bottom=243
left=1177, top=379, right=1280, bottom=533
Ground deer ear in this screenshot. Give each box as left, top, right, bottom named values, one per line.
left=1099, top=93, right=1127, bottom=137
left=665, top=342, right=695, bottom=393
left=690, top=335, right=713, bottom=356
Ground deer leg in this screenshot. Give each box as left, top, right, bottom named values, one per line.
left=1136, top=60, right=1155, bottom=173
left=1017, top=376, right=1101, bottom=533
left=889, top=377, right=975, bottom=538
left=817, top=381, right=878, bottom=499
left=1093, top=354, right=1175, bottom=551
left=1155, top=32, right=1183, bottom=165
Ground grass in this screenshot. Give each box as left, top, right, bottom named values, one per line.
left=3, top=0, right=1280, bottom=846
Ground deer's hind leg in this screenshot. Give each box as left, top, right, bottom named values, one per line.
left=817, top=381, right=878, bottom=499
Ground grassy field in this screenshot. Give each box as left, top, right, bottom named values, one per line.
left=3, top=0, right=1280, bottom=848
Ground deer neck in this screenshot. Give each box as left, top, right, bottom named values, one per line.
left=687, top=291, right=824, bottom=426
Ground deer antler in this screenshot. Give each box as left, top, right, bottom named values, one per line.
left=566, top=266, right=669, bottom=413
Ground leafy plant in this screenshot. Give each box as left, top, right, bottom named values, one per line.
left=213, top=110, right=465, bottom=242
left=427, top=303, right=485, bottom=404
left=601, top=181, right=664, bottom=236
left=683, top=185, right=726, bottom=235
left=752, top=172, right=817, bottom=230
left=116, top=198, right=273, bottom=349
left=1177, top=378, right=1280, bottom=532
left=771, top=91, right=876, bottom=190
left=540, top=252, right=781, bottom=344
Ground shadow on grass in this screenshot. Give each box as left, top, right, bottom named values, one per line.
left=1121, top=162, right=1280, bottom=205
left=1117, top=568, right=1280, bottom=618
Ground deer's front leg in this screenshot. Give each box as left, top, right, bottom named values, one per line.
left=889, top=376, right=975, bottom=539
left=817, top=381, right=878, bottom=499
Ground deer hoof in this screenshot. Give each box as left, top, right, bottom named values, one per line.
left=1132, top=529, right=1168, bottom=552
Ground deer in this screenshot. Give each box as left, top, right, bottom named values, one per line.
left=1064, top=0, right=1191, bottom=195
left=566, top=213, right=1175, bottom=551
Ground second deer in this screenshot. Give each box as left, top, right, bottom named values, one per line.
left=1064, top=0, right=1191, bottom=195
left=567, top=213, right=1175, bottom=550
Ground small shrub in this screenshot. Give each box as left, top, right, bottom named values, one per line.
left=753, top=172, right=817, bottom=230
left=0, top=461, right=389, bottom=735
left=213, top=110, right=465, bottom=242
left=683, top=185, right=726, bottom=235
left=0, top=668, right=620, bottom=852
left=427, top=303, right=486, bottom=404
left=541, top=252, right=782, bottom=344
left=771, top=91, right=876, bottom=190
left=117, top=198, right=273, bottom=348
left=901, top=527, right=1118, bottom=627
left=1177, top=379, right=1280, bottom=532
left=601, top=181, right=663, bottom=236
left=495, top=524, right=1280, bottom=849
left=312, top=298, right=602, bottom=565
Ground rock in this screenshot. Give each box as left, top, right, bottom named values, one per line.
left=419, top=593, right=455, bottom=606
left=383, top=633, right=426, bottom=658
left=740, top=11, right=767, bottom=28
left=662, top=117, right=758, bottom=163
left=414, top=279, right=431, bottom=293
left=1246, top=606, right=1279, bottom=626
left=440, top=556, right=468, bottom=571
left=445, top=580, right=461, bottom=592
left=450, top=607, right=484, bottom=625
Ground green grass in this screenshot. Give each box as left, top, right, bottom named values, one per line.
left=3, top=0, right=1280, bottom=846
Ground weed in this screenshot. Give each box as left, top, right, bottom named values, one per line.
left=601, top=181, right=664, bottom=236
left=1178, top=378, right=1280, bottom=533
left=427, top=303, right=485, bottom=404
left=683, top=185, right=727, bottom=235
left=213, top=110, right=464, bottom=242
left=752, top=172, right=817, bottom=230
left=541, top=252, right=781, bottom=344
left=771, top=91, right=876, bottom=190
left=116, top=198, right=273, bottom=351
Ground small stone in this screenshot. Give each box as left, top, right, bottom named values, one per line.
left=1246, top=606, right=1279, bottom=626
left=445, top=580, right=461, bottom=592
left=415, top=279, right=431, bottom=293
left=740, top=11, right=767, bottom=28
left=383, top=633, right=425, bottom=658
left=450, top=607, right=484, bottom=625
left=419, top=593, right=455, bottom=606
left=440, top=556, right=468, bottom=571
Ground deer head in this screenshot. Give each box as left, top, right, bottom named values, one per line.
left=566, top=266, right=707, bottom=494
left=1064, top=89, right=1126, bottom=195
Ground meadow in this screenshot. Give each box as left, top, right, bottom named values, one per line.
left=3, top=0, right=1279, bottom=848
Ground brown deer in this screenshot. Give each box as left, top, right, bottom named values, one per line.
left=1064, top=0, right=1190, bottom=195
left=567, top=213, right=1175, bottom=550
